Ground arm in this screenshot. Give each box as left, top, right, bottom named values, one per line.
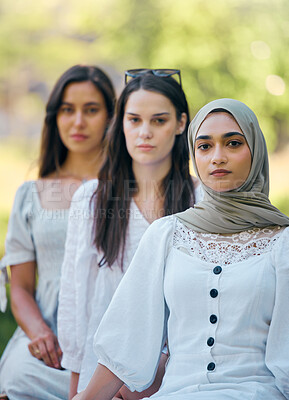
left=10, top=262, right=61, bottom=369
left=73, top=364, right=123, bottom=400
left=58, top=181, right=99, bottom=381
left=57, top=210, right=82, bottom=373
left=92, top=217, right=173, bottom=393
left=265, top=227, right=289, bottom=398
left=118, top=352, right=168, bottom=400
left=69, top=372, right=80, bottom=400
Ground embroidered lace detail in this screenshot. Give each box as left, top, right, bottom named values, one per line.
left=173, top=219, right=283, bottom=265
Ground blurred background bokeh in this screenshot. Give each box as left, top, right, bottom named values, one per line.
left=1, top=0, right=289, bottom=354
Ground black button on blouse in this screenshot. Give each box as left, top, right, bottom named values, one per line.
left=210, top=314, right=218, bottom=324
left=207, top=337, right=214, bottom=347
left=207, top=362, right=216, bottom=371
left=213, top=266, right=222, bottom=275
left=210, top=289, right=218, bottom=298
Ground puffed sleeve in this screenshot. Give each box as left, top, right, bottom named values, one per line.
left=58, top=179, right=99, bottom=373
left=93, top=216, right=174, bottom=392
left=0, top=181, right=35, bottom=312
left=265, top=226, right=289, bottom=399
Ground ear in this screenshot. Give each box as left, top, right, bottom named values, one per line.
left=176, top=112, right=187, bottom=135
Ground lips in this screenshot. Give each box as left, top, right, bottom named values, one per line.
left=210, top=169, right=231, bottom=177
left=70, top=134, right=88, bottom=141
left=137, top=144, right=155, bottom=151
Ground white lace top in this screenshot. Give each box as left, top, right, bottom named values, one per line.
left=58, top=181, right=203, bottom=392
left=94, top=215, right=289, bottom=400
left=173, top=219, right=283, bottom=264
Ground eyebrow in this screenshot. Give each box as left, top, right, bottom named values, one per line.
left=125, top=112, right=170, bottom=116
left=195, top=132, right=245, bottom=141
left=60, top=101, right=101, bottom=106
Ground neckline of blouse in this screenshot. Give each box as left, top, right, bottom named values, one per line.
left=31, top=180, right=71, bottom=212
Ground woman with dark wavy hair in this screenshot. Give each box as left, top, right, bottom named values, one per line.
left=0, top=65, right=115, bottom=399
left=58, top=69, right=201, bottom=399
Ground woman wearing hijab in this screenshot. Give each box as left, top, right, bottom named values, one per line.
left=73, top=99, right=289, bottom=400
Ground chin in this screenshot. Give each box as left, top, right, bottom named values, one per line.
left=205, top=183, right=235, bottom=193
left=212, top=185, right=241, bottom=193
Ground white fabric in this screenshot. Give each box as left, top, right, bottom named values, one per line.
left=58, top=180, right=202, bottom=392
left=0, top=181, right=70, bottom=399
left=94, top=216, right=289, bottom=400
left=58, top=180, right=150, bottom=392
left=173, top=219, right=283, bottom=264
left=0, top=269, right=7, bottom=312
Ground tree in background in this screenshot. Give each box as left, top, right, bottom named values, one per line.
left=0, top=0, right=288, bottom=151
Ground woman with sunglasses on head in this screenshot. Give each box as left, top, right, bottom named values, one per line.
left=58, top=69, right=201, bottom=399
left=0, top=65, right=115, bottom=400
left=73, top=98, right=289, bottom=400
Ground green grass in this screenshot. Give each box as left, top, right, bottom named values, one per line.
left=0, top=285, right=17, bottom=356
left=0, top=212, right=17, bottom=356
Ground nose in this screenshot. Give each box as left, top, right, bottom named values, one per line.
left=138, top=122, right=153, bottom=140
left=211, top=145, right=227, bottom=165
left=74, top=111, right=86, bottom=128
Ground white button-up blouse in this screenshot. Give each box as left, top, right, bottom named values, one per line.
left=94, top=216, right=289, bottom=400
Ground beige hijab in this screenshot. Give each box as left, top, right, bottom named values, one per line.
left=176, top=98, right=289, bottom=233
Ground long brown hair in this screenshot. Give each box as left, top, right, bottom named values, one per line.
left=93, top=73, right=195, bottom=268
left=38, top=65, right=116, bottom=177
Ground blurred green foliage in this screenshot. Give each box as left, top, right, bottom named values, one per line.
left=0, top=212, right=16, bottom=355
left=0, top=285, right=17, bottom=356
left=0, top=212, right=17, bottom=356
left=0, top=0, right=289, bottom=151
left=0, top=212, right=8, bottom=258
left=274, top=196, right=289, bottom=216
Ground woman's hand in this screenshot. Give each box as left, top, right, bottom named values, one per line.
left=10, top=262, right=62, bottom=369
left=28, top=327, right=62, bottom=369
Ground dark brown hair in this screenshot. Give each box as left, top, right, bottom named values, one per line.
left=93, top=72, right=195, bottom=268
left=38, top=65, right=116, bottom=177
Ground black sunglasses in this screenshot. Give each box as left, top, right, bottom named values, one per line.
left=124, top=68, right=182, bottom=87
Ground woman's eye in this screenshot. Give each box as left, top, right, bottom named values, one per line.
left=197, top=143, right=210, bottom=150
left=228, top=140, right=242, bottom=147
left=153, top=118, right=166, bottom=125
left=59, top=106, right=74, bottom=114
left=85, top=107, right=99, bottom=115
left=129, top=118, right=140, bottom=123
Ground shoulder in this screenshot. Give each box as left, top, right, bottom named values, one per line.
left=12, top=181, right=36, bottom=209
left=14, top=180, right=35, bottom=196
left=150, top=214, right=175, bottom=229
left=274, top=226, right=289, bottom=249
left=266, top=226, right=289, bottom=281
left=70, top=179, right=99, bottom=208
left=141, top=215, right=176, bottom=245
left=270, top=226, right=289, bottom=267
